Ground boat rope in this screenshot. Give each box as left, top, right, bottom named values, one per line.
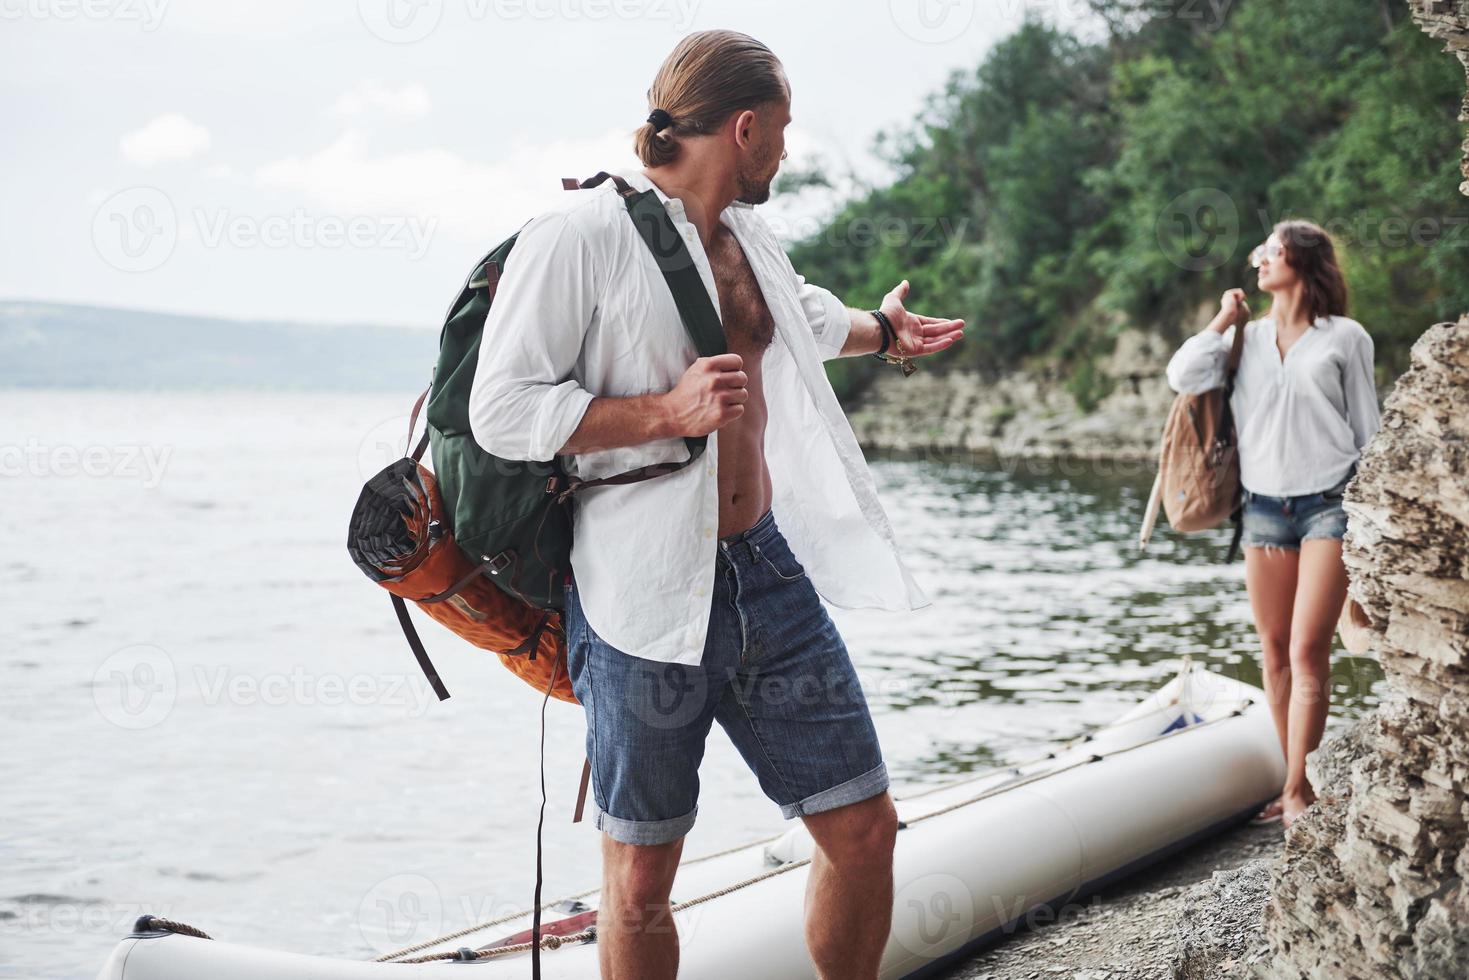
left=135, top=915, right=213, bottom=940
left=371, top=884, right=603, bottom=962
left=374, top=695, right=1251, bottom=964
left=389, top=859, right=815, bottom=964
left=371, top=828, right=793, bottom=963
left=394, top=929, right=599, bottom=964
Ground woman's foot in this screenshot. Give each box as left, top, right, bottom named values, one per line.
left=1251, top=796, right=1285, bottom=824
left=1281, top=788, right=1317, bottom=829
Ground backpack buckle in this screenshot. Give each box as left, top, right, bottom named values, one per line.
left=483, top=551, right=514, bottom=575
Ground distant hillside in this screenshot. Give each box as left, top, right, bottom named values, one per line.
left=0, top=301, right=437, bottom=390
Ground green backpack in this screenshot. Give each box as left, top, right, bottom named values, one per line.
left=425, top=171, right=727, bottom=612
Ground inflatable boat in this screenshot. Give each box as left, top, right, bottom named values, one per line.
left=94, top=659, right=1283, bottom=979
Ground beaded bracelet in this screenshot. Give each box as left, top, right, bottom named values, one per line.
left=870, top=309, right=895, bottom=358
left=869, top=309, right=917, bottom=376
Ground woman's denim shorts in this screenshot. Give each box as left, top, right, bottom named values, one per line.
left=1240, top=463, right=1357, bottom=553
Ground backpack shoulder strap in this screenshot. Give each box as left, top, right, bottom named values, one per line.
left=568, top=171, right=726, bottom=358
left=553, top=171, right=729, bottom=498
left=1225, top=317, right=1248, bottom=375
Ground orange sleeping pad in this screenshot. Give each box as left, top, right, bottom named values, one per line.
left=348, top=455, right=576, bottom=705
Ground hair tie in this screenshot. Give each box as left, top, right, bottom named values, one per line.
left=646, top=108, right=674, bottom=132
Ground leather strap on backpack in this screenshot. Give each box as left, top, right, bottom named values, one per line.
left=1220, top=312, right=1249, bottom=422
left=1224, top=313, right=1247, bottom=374
left=1219, top=314, right=1249, bottom=562
left=382, top=396, right=452, bottom=701
left=408, top=383, right=431, bottom=463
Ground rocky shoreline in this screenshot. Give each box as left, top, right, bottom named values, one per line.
left=940, top=718, right=1371, bottom=980
left=844, top=330, right=1182, bottom=465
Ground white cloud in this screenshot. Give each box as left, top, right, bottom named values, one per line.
left=333, top=81, right=432, bottom=119
left=250, top=124, right=866, bottom=248
left=255, top=128, right=640, bottom=240
left=120, top=113, right=213, bottom=166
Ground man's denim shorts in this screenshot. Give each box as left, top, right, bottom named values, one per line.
left=1240, top=463, right=1356, bottom=553
left=563, top=507, right=889, bottom=846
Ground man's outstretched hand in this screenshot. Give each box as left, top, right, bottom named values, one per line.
left=880, top=280, right=965, bottom=358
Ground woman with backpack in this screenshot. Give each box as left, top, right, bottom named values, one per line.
left=1165, top=219, right=1380, bottom=829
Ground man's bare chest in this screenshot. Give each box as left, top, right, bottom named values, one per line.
left=708, top=228, right=775, bottom=351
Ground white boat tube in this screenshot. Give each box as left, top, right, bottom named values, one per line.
left=94, top=660, right=1284, bottom=980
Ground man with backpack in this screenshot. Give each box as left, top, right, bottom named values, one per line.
left=469, top=29, right=964, bottom=980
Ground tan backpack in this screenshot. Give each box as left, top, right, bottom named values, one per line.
left=1140, top=314, right=1248, bottom=558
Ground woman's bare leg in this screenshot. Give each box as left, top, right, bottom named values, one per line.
left=1244, top=543, right=1299, bottom=819
left=1282, top=537, right=1350, bottom=825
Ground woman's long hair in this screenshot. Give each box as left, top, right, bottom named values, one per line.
left=634, top=31, right=788, bottom=168
left=1275, top=219, right=1350, bottom=324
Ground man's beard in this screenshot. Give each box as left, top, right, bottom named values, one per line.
left=735, top=140, right=778, bottom=205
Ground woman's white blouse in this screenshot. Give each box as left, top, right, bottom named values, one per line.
left=1165, top=314, right=1380, bottom=497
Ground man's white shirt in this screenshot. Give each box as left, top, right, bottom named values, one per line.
left=469, top=168, right=931, bottom=666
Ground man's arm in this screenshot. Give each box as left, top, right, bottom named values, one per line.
left=795, top=274, right=963, bottom=361
left=559, top=351, right=748, bottom=454
left=795, top=273, right=862, bottom=361
left=469, top=212, right=595, bottom=461
left=469, top=211, right=746, bottom=460
left=562, top=354, right=746, bottom=453
left=471, top=212, right=671, bottom=461
left=836, top=309, right=885, bottom=358
left=557, top=394, right=679, bottom=455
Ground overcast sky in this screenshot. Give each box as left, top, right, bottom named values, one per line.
left=1, top=0, right=1101, bottom=328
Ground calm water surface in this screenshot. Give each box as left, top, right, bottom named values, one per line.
left=1, top=390, right=1382, bottom=979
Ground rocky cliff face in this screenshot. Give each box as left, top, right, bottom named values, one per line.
left=1256, top=317, right=1469, bottom=979
left=844, top=327, right=1177, bottom=464
left=1253, top=11, right=1469, bottom=977
left=1412, top=0, right=1469, bottom=194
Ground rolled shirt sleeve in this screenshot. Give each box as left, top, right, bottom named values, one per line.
left=1165, top=325, right=1233, bottom=395
left=1343, top=325, right=1381, bottom=452
left=468, top=212, right=599, bottom=462
left=794, top=273, right=851, bottom=361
